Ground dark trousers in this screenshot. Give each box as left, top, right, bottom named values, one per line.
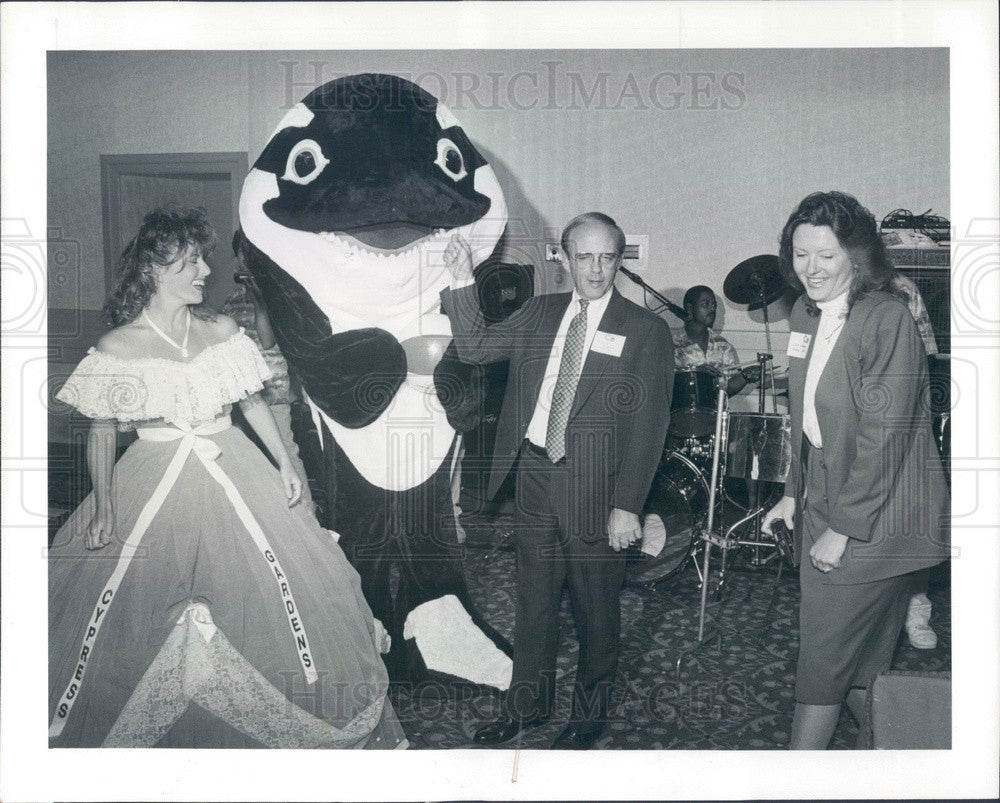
left=505, top=442, right=626, bottom=725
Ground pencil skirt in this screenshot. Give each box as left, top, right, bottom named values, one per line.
left=794, top=444, right=911, bottom=705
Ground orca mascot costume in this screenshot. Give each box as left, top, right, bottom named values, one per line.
left=238, top=74, right=512, bottom=690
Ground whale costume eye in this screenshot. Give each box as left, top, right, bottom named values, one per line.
left=282, top=139, right=330, bottom=185
left=435, top=138, right=467, bottom=182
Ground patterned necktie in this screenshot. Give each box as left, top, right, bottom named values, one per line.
left=545, top=299, right=589, bottom=463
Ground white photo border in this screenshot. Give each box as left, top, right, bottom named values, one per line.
left=2, top=2, right=997, bottom=800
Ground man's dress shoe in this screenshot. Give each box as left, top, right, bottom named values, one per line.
left=473, top=714, right=547, bottom=745
left=550, top=723, right=604, bottom=750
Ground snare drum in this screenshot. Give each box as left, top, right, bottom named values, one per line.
left=669, top=366, right=721, bottom=437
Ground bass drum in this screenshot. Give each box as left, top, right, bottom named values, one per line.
left=626, top=452, right=708, bottom=586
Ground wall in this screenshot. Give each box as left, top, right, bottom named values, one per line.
left=47, top=51, right=252, bottom=310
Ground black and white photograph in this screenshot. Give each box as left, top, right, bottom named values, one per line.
left=1, top=2, right=998, bottom=801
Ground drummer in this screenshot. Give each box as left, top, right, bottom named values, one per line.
left=673, top=285, right=759, bottom=396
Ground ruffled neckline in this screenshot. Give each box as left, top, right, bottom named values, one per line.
left=58, top=329, right=273, bottom=426
left=86, top=328, right=247, bottom=367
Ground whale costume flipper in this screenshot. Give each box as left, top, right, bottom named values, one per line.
left=239, top=237, right=405, bottom=429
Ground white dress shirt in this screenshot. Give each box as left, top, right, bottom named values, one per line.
left=802, top=291, right=850, bottom=449
left=525, top=289, right=614, bottom=447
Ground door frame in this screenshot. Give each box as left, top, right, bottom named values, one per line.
left=99, top=152, right=247, bottom=290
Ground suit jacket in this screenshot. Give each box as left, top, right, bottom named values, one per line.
left=441, top=284, right=675, bottom=540
left=784, top=290, right=949, bottom=584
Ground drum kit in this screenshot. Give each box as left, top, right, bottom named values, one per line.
left=625, top=255, right=795, bottom=594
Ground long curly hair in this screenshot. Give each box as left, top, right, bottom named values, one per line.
left=778, top=191, right=902, bottom=315
left=103, top=206, right=218, bottom=326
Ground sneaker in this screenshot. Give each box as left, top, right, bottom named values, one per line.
left=907, top=621, right=938, bottom=649
left=905, top=594, right=938, bottom=649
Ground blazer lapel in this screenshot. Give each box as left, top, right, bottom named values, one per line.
left=569, top=289, right=628, bottom=420
left=788, top=307, right=820, bottom=418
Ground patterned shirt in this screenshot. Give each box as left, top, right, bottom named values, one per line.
left=890, top=273, right=939, bottom=356
left=222, top=286, right=291, bottom=406
left=672, top=328, right=740, bottom=376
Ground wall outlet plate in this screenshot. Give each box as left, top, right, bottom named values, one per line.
left=545, top=243, right=561, bottom=261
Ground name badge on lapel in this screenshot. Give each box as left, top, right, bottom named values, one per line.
left=787, top=332, right=812, bottom=359
left=591, top=331, right=626, bottom=357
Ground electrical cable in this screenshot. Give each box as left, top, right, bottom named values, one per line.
left=881, top=208, right=951, bottom=243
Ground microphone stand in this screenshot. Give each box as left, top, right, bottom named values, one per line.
left=618, top=266, right=688, bottom=321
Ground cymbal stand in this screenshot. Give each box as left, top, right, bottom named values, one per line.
left=733, top=349, right=782, bottom=565
left=675, top=385, right=729, bottom=679
left=749, top=272, right=780, bottom=414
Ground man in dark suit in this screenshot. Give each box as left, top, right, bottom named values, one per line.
left=440, top=212, right=675, bottom=749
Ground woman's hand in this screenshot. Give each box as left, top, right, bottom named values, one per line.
left=809, top=528, right=849, bottom=573
left=761, top=494, right=796, bottom=536
left=85, top=500, right=115, bottom=550
left=239, top=393, right=303, bottom=506
left=279, top=461, right=303, bottom=507
left=85, top=419, right=117, bottom=550
left=443, top=233, right=474, bottom=282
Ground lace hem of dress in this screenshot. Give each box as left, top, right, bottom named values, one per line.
left=55, top=330, right=272, bottom=425
left=103, top=603, right=387, bottom=748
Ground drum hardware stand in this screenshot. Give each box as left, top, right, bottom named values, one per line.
left=727, top=349, right=783, bottom=565
left=754, top=351, right=776, bottom=415
left=723, top=254, right=785, bottom=415
left=723, top=507, right=780, bottom=566
left=758, top=304, right=778, bottom=416
left=675, top=386, right=728, bottom=679
left=752, top=521, right=794, bottom=647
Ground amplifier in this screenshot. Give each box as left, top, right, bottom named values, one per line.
left=887, top=247, right=950, bottom=355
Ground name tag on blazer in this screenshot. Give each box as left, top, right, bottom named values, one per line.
left=787, top=332, right=812, bottom=359
left=591, top=331, right=626, bottom=357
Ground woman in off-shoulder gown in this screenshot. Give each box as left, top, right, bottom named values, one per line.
left=49, top=206, right=407, bottom=749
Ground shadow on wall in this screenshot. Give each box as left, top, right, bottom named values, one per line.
left=747, top=287, right=797, bottom=326
left=479, top=145, right=559, bottom=295
left=653, top=286, right=689, bottom=328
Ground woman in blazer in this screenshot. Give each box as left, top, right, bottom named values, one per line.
left=762, top=191, right=949, bottom=749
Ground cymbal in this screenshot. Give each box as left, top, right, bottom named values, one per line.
left=723, top=254, right=783, bottom=309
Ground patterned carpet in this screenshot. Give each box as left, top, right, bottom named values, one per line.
left=389, top=513, right=952, bottom=751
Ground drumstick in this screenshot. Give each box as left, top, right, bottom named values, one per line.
left=736, top=360, right=786, bottom=372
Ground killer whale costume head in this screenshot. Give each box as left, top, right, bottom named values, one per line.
left=239, top=73, right=507, bottom=438
left=238, top=74, right=513, bottom=690
left=254, top=74, right=496, bottom=245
